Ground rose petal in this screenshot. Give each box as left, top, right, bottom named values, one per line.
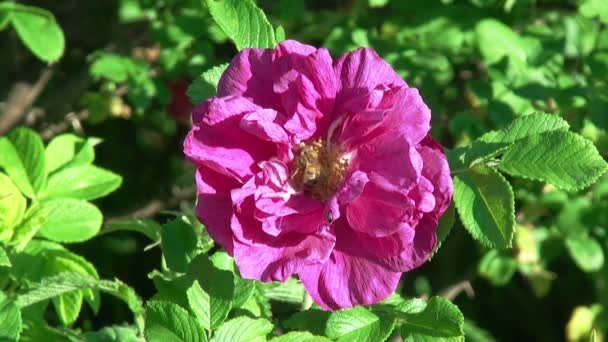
left=356, top=133, right=422, bottom=195
left=418, top=136, right=453, bottom=217
left=346, top=182, right=415, bottom=237
left=218, top=48, right=275, bottom=108
left=240, top=109, right=290, bottom=144
left=299, top=218, right=401, bottom=310
left=185, top=96, right=275, bottom=181
left=233, top=206, right=335, bottom=282
left=335, top=48, right=407, bottom=93
left=379, top=87, right=431, bottom=146
left=195, top=167, right=239, bottom=254
left=373, top=216, right=439, bottom=273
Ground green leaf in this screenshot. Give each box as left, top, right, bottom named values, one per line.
left=206, top=0, right=276, bottom=50
left=369, top=0, right=390, bottom=8
left=238, top=283, right=272, bottom=319
left=478, top=112, right=570, bottom=144
left=161, top=216, right=199, bottom=273
left=10, top=240, right=63, bottom=283
left=16, top=272, right=143, bottom=317
left=102, top=218, right=161, bottom=241
left=0, top=292, right=22, bottom=341
left=187, top=281, right=212, bottom=330
left=151, top=254, right=234, bottom=326
left=475, top=19, right=537, bottom=71
left=579, top=0, right=608, bottom=24
left=83, top=326, right=141, bottom=342
left=453, top=164, right=515, bottom=249
left=43, top=165, right=122, bottom=200
left=51, top=289, right=82, bottom=326
left=19, top=318, right=78, bottom=342
left=42, top=248, right=101, bottom=316
left=0, top=127, right=47, bottom=199
left=262, top=277, right=306, bottom=304
left=0, top=6, right=11, bottom=30
left=36, top=198, right=103, bottom=243
left=436, top=203, right=455, bottom=246
left=326, top=306, right=395, bottom=342
left=209, top=251, right=254, bottom=308
left=211, top=317, right=273, bottom=342
left=189, top=255, right=234, bottom=322
left=90, top=53, right=148, bottom=83
left=478, top=250, right=517, bottom=286
left=400, top=297, right=465, bottom=341
left=11, top=205, right=48, bottom=251
left=45, top=134, right=97, bottom=174
left=391, top=297, right=428, bottom=315
left=0, top=172, right=26, bottom=240
left=10, top=4, right=65, bottom=62
left=270, top=331, right=331, bottom=342
left=564, top=16, right=598, bottom=58
left=145, top=300, right=207, bottom=342
left=463, top=319, right=497, bottom=342
left=231, top=277, right=255, bottom=308
left=187, top=280, right=232, bottom=331
left=188, top=63, right=228, bottom=105
left=565, top=235, right=605, bottom=273
left=275, top=26, right=286, bottom=43
left=284, top=309, right=330, bottom=336
left=449, top=142, right=511, bottom=169
left=0, top=246, right=10, bottom=267
left=499, top=131, right=608, bottom=191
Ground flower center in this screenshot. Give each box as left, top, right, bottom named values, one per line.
left=290, top=139, right=348, bottom=201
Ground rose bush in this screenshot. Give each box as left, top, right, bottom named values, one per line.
left=184, top=40, right=452, bottom=309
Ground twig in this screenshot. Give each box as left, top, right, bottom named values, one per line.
left=0, top=68, right=54, bottom=135
left=438, top=279, right=475, bottom=301
left=40, top=110, right=89, bottom=141
left=106, top=185, right=197, bottom=222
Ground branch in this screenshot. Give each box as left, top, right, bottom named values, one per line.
left=0, top=68, right=54, bottom=135
left=40, top=110, right=89, bottom=141
left=106, top=185, right=197, bottom=222
left=438, top=279, right=475, bottom=301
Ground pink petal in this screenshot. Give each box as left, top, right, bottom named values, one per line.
left=346, top=182, right=415, bottom=237
left=278, top=209, right=326, bottom=235
left=356, top=133, right=422, bottom=195
left=379, top=87, right=431, bottom=146
left=276, top=40, right=317, bottom=57
left=218, top=48, right=275, bottom=108
left=417, top=136, right=453, bottom=217
left=192, top=94, right=258, bottom=125
left=335, top=48, right=407, bottom=93
left=334, top=86, right=430, bottom=149
left=300, top=48, right=338, bottom=110
left=373, top=216, right=439, bottom=273
left=195, top=167, right=239, bottom=254
left=299, top=218, right=401, bottom=310
left=336, top=170, right=369, bottom=204
left=184, top=96, right=276, bottom=181
left=240, top=109, right=290, bottom=144
left=232, top=202, right=335, bottom=282
left=253, top=161, right=322, bottom=218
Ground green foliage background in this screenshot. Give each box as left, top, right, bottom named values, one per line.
left=1, top=0, right=608, bottom=341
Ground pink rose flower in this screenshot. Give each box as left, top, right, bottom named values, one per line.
left=184, top=40, right=453, bottom=310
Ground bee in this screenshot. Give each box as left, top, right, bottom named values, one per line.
left=301, top=160, right=323, bottom=192
left=327, top=210, right=334, bottom=223
left=290, top=139, right=346, bottom=201
left=292, top=141, right=327, bottom=196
